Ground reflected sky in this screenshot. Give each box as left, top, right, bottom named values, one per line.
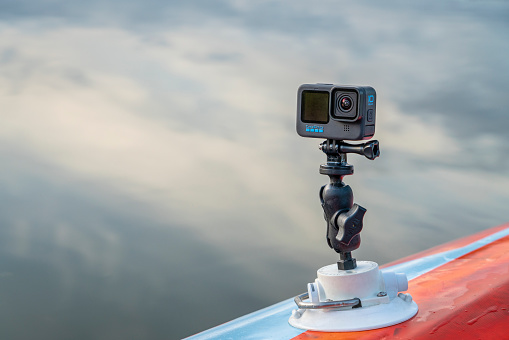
left=1, top=1, right=509, bottom=339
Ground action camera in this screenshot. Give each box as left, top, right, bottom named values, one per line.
left=296, top=84, right=376, bottom=140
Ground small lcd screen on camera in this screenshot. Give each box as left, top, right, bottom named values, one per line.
left=301, top=91, right=329, bottom=124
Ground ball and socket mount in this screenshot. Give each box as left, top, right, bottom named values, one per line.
left=288, top=139, right=418, bottom=332
left=319, top=138, right=379, bottom=270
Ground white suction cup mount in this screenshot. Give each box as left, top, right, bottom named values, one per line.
left=288, top=261, right=418, bottom=332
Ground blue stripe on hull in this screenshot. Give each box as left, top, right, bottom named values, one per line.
left=185, top=298, right=305, bottom=339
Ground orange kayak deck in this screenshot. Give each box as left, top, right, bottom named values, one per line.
left=187, top=223, right=509, bottom=339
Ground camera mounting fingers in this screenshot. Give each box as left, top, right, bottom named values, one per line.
left=320, top=140, right=380, bottom=160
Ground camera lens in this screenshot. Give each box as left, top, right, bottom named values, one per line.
left=339, top=96, right=353, bottom=112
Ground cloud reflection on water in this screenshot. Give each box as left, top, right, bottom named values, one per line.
left=0, top=1, right=508, bottom=338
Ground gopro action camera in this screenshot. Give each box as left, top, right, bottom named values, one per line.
left=296, top=84, right=376, bottom=140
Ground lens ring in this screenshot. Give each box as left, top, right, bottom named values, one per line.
left=338, top=95, right=353, bottom=112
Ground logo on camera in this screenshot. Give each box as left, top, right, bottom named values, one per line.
left=306, top=125, right=324, bottom=133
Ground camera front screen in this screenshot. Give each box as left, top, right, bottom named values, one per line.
left=301, top=91, right=329, bottom=124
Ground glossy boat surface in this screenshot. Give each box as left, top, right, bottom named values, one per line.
left=186, top=223, right=509, bottom=339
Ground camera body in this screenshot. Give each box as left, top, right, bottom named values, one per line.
left=296, top=83, right=376, bottom=140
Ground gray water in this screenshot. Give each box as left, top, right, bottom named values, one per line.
left=1, top=1, right=509, bottom=339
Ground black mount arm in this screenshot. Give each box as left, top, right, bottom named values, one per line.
left=318, top=139, right=379, bottom=270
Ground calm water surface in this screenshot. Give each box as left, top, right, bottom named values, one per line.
left=1, top=1, right=509, bottom=339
